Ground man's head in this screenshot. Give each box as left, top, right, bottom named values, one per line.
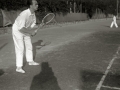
left=27, top=0, right=38, bottom=11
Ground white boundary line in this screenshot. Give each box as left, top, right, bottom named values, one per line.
left=102, top=85, right=120, bottom=90
left=95, top=55, right=117, bottom=90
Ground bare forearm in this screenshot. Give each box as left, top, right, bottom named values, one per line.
left=19, top=27, right=38, bottom=34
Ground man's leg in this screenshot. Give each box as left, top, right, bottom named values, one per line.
left=115, top=22, right=118, bottom=28
left=110, top=21, right=114, bottom=28
left=24, top=36, right=39, bottom=65
left=13, top=34, right=25, bottom=73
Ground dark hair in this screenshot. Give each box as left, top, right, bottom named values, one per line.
left=27, top=0, right=33, bottom=7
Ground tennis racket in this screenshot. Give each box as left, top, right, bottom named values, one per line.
left=31, top=13, right=55, bottom=36
left=42, top=13, right=55, bottom=24
left=40, top=13, right=61, bottom=27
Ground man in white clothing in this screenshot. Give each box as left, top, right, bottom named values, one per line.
left=110, top=15, right=118, bottom=28
left=12, top=0, right=41, bottom=73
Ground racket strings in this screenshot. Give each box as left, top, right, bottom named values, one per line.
left=42, top=13, right=55, bottom=24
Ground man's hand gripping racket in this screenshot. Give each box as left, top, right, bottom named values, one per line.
left=31, top=13, right=55, bottom=36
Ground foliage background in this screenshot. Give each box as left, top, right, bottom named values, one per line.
left=0, top=0, right=119, bottom=18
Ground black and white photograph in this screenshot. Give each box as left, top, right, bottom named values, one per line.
left=0, top=0, right=120, bottom=90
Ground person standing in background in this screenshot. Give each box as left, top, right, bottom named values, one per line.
left=110, top=15, right=118, bottom=28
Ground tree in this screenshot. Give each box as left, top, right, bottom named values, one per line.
left=0, top=0, right=119, bottom=17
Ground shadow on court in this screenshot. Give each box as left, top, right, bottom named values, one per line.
left=32, top=40, right=51, bottom=60
left=101, top=57, right=120, bottom=89
left=32, top=40, right=44, bottom=60
left=30, top=62, right=61, bottom=90
left=0, top=69, right=4, bottom=76
left=80, top=70, right=103, bottom=90
left=80, top=69, right=120, bottom=90
left=103, top=74, right=120, bottom=89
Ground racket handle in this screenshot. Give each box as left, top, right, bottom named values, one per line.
left=38, top=23, right=44, bottom=29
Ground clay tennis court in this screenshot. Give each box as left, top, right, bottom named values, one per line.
left=0, top=19, right=120, bottom=90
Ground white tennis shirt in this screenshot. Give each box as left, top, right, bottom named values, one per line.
left=14, top=8, right=36, bottom=31
left=113, top=16, right=116, bottom=22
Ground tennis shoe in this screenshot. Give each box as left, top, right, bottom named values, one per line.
left=28, top=61, right=39, bottom=65
left=16, top=68, right=25, bottom=73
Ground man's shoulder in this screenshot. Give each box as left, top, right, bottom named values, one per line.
left=21, top=9, right=29, bottom=14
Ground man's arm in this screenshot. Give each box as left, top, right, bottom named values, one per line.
left=20, top=23, right=45, bottom=36
left=19, top=26, right=38, bottom=35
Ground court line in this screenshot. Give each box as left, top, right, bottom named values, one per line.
left=95, top=55, right=117, bottom=90
left=102, top=85, right=120, bottom=90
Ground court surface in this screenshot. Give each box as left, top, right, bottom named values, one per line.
left=0, top=18, right=120, bottom=90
